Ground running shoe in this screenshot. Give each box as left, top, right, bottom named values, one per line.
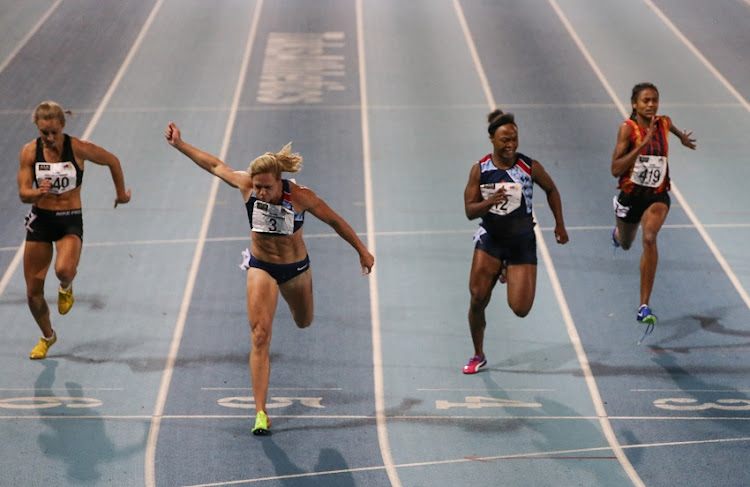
left=252, top=411, right=271, bottom=436
left=462, top=355, right=487, bottom=374
left=636, top=304, right=658, bottom=325
left=29, top=333, right=56, bottom=360
left=611, top=227, right=620, bottom=248
left=58, top=286, right=74, bottom=315
left=499, top=260, right=508, bottom=284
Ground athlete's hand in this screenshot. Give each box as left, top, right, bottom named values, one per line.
left=642, top=116, right=659, bottom=145
left=360, top=251, right=375, bottom=275
left=487, top=186, right=508, bottom=206
left=114, top=189, right=131, bottom=208
left=554, top=224, right=569, bottom=245
left=680, top=129, right=697, bottom=150
left=165, top=122, right=182, bottom=147
left=38, top=178, right=52, bottom=195
left=486, top=186, right=508, bottom=211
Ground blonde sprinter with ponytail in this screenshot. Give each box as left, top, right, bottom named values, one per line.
left=165, top=122, right=374, bottom=435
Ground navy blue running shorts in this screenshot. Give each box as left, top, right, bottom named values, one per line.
left=248, top=254, right=310, bottom=284
left=473, top=228, right=537, bottom=265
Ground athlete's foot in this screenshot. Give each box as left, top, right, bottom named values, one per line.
left=29, top=333, right=56, bottom=360
left=611, top=227, right=620, bottom=249
left=636, top=304, right=658, bottom=325
left=252, top=411, right=271, bottom=436
left=462, top=355, right=487, bottom=374
left=58, top=285, right=74, bottom=315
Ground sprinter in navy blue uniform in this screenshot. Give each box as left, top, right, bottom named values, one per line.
left=18, top=101, right=131, bottom=360
left=462, top=109, right=568, bottom=374
left=165, top=122, right=374, bottom=435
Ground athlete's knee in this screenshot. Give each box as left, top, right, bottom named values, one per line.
left=511, top=305, right=531, bottom=318
left=54, top=265, right=77, bottom=284
left=642, top=232, right=658, bottom=249
left=617, top=231, right=634, bottom=250
left=509, top=297, right=533, bottom=317
left=469, top=290, right=491, bottom=312
left=250, top=324, right=272, bottom=349
left=294, top=313, right=313, bottom=329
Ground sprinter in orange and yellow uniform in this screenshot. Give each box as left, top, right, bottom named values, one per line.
left=611, top=82, right=696, bottom=329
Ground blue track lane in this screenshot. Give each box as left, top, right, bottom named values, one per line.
left=2, top=0, right=750, bottom=486
left=154, top=0, right=388, bottom=485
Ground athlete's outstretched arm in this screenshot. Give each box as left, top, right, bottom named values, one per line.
left=165, top=122, right=250, bottom=190
left=74, top=138, right=131, bottom=207
left=669, top=123, right=697, bottom=150
left=294, top=184, right=374, bottom=274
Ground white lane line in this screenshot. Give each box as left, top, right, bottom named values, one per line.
left=4, top=222, right=750, bottom=254
left=454, top=0, right=643, bottom=485
left=143, top=1, right=265, bottom=486
left=639, top=0, right=750, bottom=313
left=548, top=0, right=750, bottom=315
left=200, top=387, right=343, bottom=391
left=183, top=466, right=388, bottom=487
left=355, top=1, right=401, bottom=487
left=0, top=387, right=124, bottom=391
left=632, top=389, right=750, bottom=393
left=644, top=0, right=750, bottom=113
left=0, top=101, right=741, bottom=117
left=178, top=435, right=750, bottom=487
left=0, top=0, right=162, bottom=300
left=0, top=0, right=63, bottom=76
left=0, top=415, right=154, bottom=420
left=4, top=413, right=750, bottom=421
left=418, top=388, right=556, bottom=392
left=16, top=100, right=749, bottom=113
left=0, top=0, right=63, bottom=301
left=548, top=0, right=750, bottom=483
left=0, top=245, right=24, bottom=298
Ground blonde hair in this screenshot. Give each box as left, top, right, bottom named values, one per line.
left=248, top=142, right=303, bottom=178
left=32, top=101, right=71, bottom=126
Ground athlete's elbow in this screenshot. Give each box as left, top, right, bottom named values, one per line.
left=19, top=192, right=36, bottom=204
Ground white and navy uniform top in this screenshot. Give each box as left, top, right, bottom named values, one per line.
left=245, top=179, right=304, bottom=235
left=34, top=134, right=83, bottom=194
left=476, top=152, right=535, bottom=240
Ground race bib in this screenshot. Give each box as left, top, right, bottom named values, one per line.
left=631, top=155, right=667, bottom=188
left=35, top=161, right=77, bottom=195
left=251, top=200, right=294, bottom=234
left=480, top=182, right=522, bottom=216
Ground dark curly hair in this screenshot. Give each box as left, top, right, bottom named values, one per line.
left=487, top=109, right=516, bottom=136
